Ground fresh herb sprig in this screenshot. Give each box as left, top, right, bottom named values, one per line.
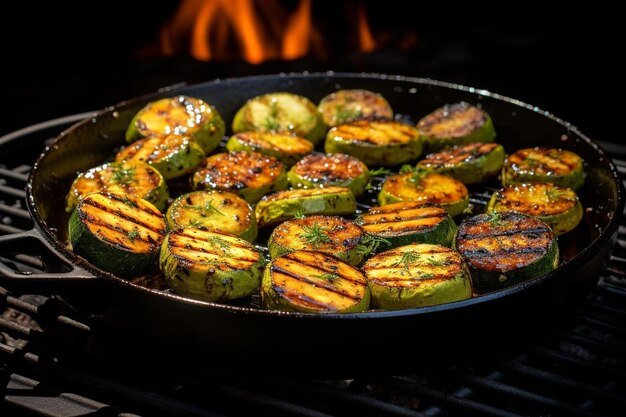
left=300, top=224, right=331, bottom=245
left=355, top=234, right=392, bottom=256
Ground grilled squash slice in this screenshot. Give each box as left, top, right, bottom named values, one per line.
left=225, top=131, right=314, bottom=166
left=325, top=120, right=422, bottom=166
left=455, top=212, right=559, bottom=291
left=378, top=171, right=469, bottom=217
left=66, top=161, right=169, bottom=213
left=68, top=193, right=166, bottom=276
left=232, top=92, right=326, bottom=144
left=268, top=215, right=365, bottom=265
left=502, top=147, right=585, bottom=190
left=261, top=251, right=370, bottom=313
left=255, top=187, right=357, bottom=227
left=487, top=183, right=582, bottom=236
left=418, top=142, right=505, bottom=185
left=318, top=89, right=393, bottom=127
left=125, top=96, right=225, bottom=154
left=363, top=243, right=472, bottom=310
left=115, top=134, right=205, bottom=180
left=160, top=228, right=265, bottom=302
left=191, top=151, right=288, bottom=204
left=357, top=202, right=457, bottom=249
left=287, top=153, right=370, bottom=196
left=166, top=190, right=257, bottom=242
left=417, top=102, right=496, bottom=151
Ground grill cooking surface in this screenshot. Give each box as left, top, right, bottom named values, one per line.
left=2, top=115, right=626, bottom=416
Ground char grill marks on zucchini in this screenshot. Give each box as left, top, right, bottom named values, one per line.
left=225, top=131, right=314, bottom=166
left=288, top=153, right=370, bottom=196
left=318, top=89, right=393, bottom=127
left=261, top=250, right=370, bottom=313
left=502, top=147, right=585, bottom=190
left=455, top=212, right=558, bottom=290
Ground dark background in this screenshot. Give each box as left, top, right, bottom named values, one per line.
left=0, top=3, right=619, bottom=144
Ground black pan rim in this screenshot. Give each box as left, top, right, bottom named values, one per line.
left=26, top=71, right=626, bottom=319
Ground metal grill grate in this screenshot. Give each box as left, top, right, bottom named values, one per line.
left=1, top=116, right=626, bottom=416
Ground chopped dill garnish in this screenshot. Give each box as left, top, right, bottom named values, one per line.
left=426, top=257, right=445, bottom=266
left=355, top=234, right=392, bottom=256
left=335, top=104, right=362, bottom=124
left=264, top=101, right=281, bottom=131
left=121, top=195, right=137, bottom=208
left=206, top=235, right=231, bottom=254
left=399, top=164, right=415, bottom=174
left=408, top=166, right=432, bottom=183
left=488, top=211, right=505, bottom=226
left=311, top=272, right=339, bottom=282
left=546, top=188, right=571, bottom=201
left=127, top=229, right=139, bottom=242
left=202, top=200, right=225, bottom=217
left=293, top=208, right=306, bottom=219
left=395, top=251, right=419, bottom=274
left=525, top=157, right=538, bottom=166
left=300, top=224, right=331, bottom=245
left=369, top=167, right=391, bottom=176
left=419, top=273, right=434, bottom=279
left=112, top=166, right=135, bottom=186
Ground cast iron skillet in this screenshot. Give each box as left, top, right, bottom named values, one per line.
left=0, top=73, right=623, bottom=375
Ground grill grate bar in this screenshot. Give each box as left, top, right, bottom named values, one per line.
left=0, top=203, right=29, bottom=219
left=527, top=345, right=626, bottom=379
left=0, top=184, right=26, bottom=199
left=0, top=224, right=23, bottom=234
left=0, top=168, right=28, bottom=182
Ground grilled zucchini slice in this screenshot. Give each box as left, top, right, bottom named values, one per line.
left=68, top=193, right=166, bottom=277
left=255, top=187, right=357, bottom=227
left=357, top=202, right=457, bottom=249
left=418, top=142, right=505, bottom=185
left=363, top=243, right=472, bottom=310
left=261, top=251, right=370, bottom=313
left=502, top=147, right=585, bottom=190
left=125, top=96, right=225, bottom=154
left=318, top=89, right=393, bottom=127
left=487, top=183, right=583, bottom=236
left=455, top=212, right=559, bottom=291
left=160, top=228, right=265, bottom=302
left=166, top=190, right=257, bottom=242
left=287, top=153, right=370, bottom=196
left=417, top=102, right=496, bottom=151
left=115, top=134, right=205, bottom=180
left=378, top=171, right=469, bottom=217
left=268, top=215, right=365, bottom=265
left=232, top=92, right=326, bottom=144
left=66, top=161, right=169, bottom=213
left=225, top=131, right=314, bottom=166
left=325, top=120, right=422, bottom=166
left=191, top=151, right=288, bottom=204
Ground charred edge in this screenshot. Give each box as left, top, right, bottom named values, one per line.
left=271, top=266, right=360, bottom=301
left=81, top=216, right=154, bottom=246
left=363, top=211, right=447, bottom=225
left=107, top=194, right=162, bottom=217
left=171, top=234, right=258, bottom=257
left=370, top=248, right=451, bottom=262
left=461, top=246, right=548, bottom=258
left=81, top=199, right=164, bottom=235
left=459, top=227, right=552, bottom=240
left=273, top=287, right=342, bottom=310
left=366, top=255, right=460, bottom=271
left=281, top=253, right=364, bottom=285
left=179, top=230, right=253, bottom=250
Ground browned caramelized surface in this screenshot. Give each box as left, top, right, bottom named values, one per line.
left=116, top=134, right=195, bottom=164
left=493, top=183, right=577, bottom=216
left=193, top=151, right=284, bottom=190
left=272, top=215, right=363, bottom=252
left=417, top=102, right=487, bottom=138
left=292, top=153, right=367, bottom=182
left=419, top=142, right=499, bottom=167
left=361, top=202, right=447, bottom=236
left=319, top=89, right=393, bottom=126
left=231, top=132, right=313, bottom=153
left=505, top=148, right=582, bottom=176
left=136, top=96, right=210, bottom=136
left=383, top=172, right=468, bottom=204
left=329, top=120, right=418, bottom=145
left=261, top=186, right=351, bottom=202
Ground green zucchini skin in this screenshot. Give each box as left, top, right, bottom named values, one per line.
left=66, top=161, right=169, bottom=213
left=318, top=89, right=393, bottom=127
left=324, top=120, right=422, bottom=166
left=225, top=131, right=314, bottom=166
left=268, top=215, right=365, bottom=265
left=287, top=153, right=371, bottom=196
left=502, top=147, right=586, bottom=190
left=231, top=92, right=327, bottom=144
left=115, top=134, right=205, bottom=180
left=255, top=186, right=357, bottom=227
left=166, top=190, right=257, bottom=242
left=159, top=228, right=265, bottom=302
left=418, top=142, right=505, bottom=185
left=125, top=96, right=225, bottom=154
left=363, top=243, right=472, bottom=310
left=378, top=172, right=469, bottom=217
left=191, top=151, right=288, bottom=204
left=455, top=212, right=559, bottom=291
left=357, top=202, right=457, bottom=249
left=417, top=102, right=496, bottom=151
left=68, top=193, right=166, bottom=277
left=261, top=250, right=370, bottom=313
left=487, top=183, right=583, bottom=236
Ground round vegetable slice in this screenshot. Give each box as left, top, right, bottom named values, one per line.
left=68, top=192, right=166, bottom=277
left=160, top=228, right=265, bottom=302
left=115, top=134, right=205, bottom=180
left=325, top=120, right=422, bottom=166
left=287, top=153, right=370, bottom=196
left=268, top=215, right=365, bottom=265
left=225, top=131, right=314, bottom=166
left=66, top=161, right=169, bottom=213
left=125, top=96, right=225, bottom=154
left=378, top=171, right=469, bottom=217
left=261, top=250, right=370, bottom=313
left=455, top=212, right=559, bottom=291
left=232, top=92, right=326, bottom=144
left=166, top=190, right=257, bottom=242
left=502, top=147, right=585, bottom=190
left=191, top=151, right=288, bottom=204
left=417, top=102, right=496, bottom=151
left=255, top=187, right=357, bottom=227
left=418, top=142, right=505, bottom=185
left=318, top=89, right=393, bottom=127
left=487, top=183, right=583, bottom=236
left=357, top=202, right=457, bottom=249
left=363, top=243, right=472, bottom=310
